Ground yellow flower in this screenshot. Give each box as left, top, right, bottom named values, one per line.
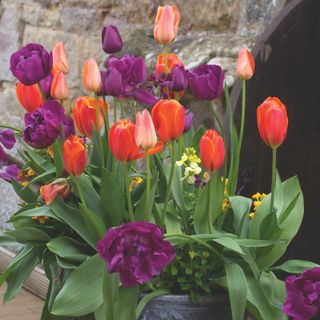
left=27, top=168, right=35, bottom=177
left=47, top=145, right=54, bottom=159
left=249, top=192, right=267, bottom=219
left=188, top=251, right=197, bottom=260
left=249, top=212, right=255, bottom=219
left=176, top=153, right=188, bottom=166
left=252, top=192, right=262, bottom=200
left=21, top=181, right=29, bottom=187
left=130, top=176, right=143, bottom=192
left=32, top=216, right=48, bottom=224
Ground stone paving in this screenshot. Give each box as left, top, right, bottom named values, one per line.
left=0, top=285, right=43, bottom=320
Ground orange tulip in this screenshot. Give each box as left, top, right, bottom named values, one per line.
left=199, top=130, right=225, bottom=173
left=63, top=135, right=86, bottom=176
left=151, top=99, right=185, bottom=143
left=109, top=119, right=163, bottom=162
left=135, top=109, right=157, bottom=150
left=156, top=53, right=183, bottom=76
left=50, top=71, right=69, bottom=101
left=53, top=42, right=69, bottom=74
left=82, top=59, right=102, bottom=93
left=16, top=82, right=43, bottom=112
left=154, top=5, right=180, bottom=45
left=257, top=97, right=288, bottom=149
left=236, top=48, right=255, bottom=80
left=73, top=96, right=106, bottom=137
left=40, top=178, right=70, bottom=205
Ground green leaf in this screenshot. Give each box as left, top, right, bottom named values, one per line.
left=212, top=237, right=244, bottom=255
left=103, top=270, right=119, bottom=320
left=114, top=286, right=139, bottom=320
left=225, top=263, right=247, bottom=320
left=0, top=234, right=19, bottom=246
left=50, top=197, right=99, bottom=249
left=53, top=139, right=64, bottom=177
left=28, top=168, right=56, bottom=185
left=10, top=205, right=60, bottom=222
left=47, top=236, right=89, bottom=262
left=192, top=126, right=206, bottom=152
left=6, top=227, right=51, bottom=243
left=100, top=168, right=125, bottom=226
left=171, top=164, right=186, bottom=213
left=236, top=239, right=286, bottom=248
left=136, top=290, right=169, bottom=319
left=1, top=246, right=40, bottom=303
left=229, top=196, right=252, bottom=237
left=272, top=260, right=319, bottom=274
left=52, top=254, right=105, bottom=316
left=11, top=180, right=38, bottom=203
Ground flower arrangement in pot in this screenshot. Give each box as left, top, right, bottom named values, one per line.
left=0, top=3, right=319, bottom=320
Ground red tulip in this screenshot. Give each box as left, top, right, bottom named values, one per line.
left=40, top=178, right=70, bottom=205
left=51, top=71, right=69, bottom=101
left=63, top=135, right=86, bottom=176
left=16, top=82, right=43, bottom=112
left=53, top=42, right=69, bottom=74
left=257, top=97, right=288, bottom=149
left=236, top=48, right=255, bottom=80
left=135, top=109, right=157, bottom=150
left=151, top=99, right=185, bottom=143
left=200, top=130, right=225, bottom=172
left=156, top=53, right=183, bottom=76
left=82, top=59, right=102, bottom=93
left=109, top=119, right=163, bottom=162
left=73, top=96, right=106, bottom=137
left=154, top=5, right=180, bottom=45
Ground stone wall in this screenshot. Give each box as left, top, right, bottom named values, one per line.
left=0, top=0, right=288, bottom=227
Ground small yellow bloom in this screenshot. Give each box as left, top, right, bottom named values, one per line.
left=188, top=251, right=197, bottom=260
left=252, top=192, right=262, bottom=200
left=21, top=181, right=29, bottom=187
left=47, top=145, right=54, bottom=159
left=27, top=168, right=35, bottom=177
left=249, top=212, right=255, bottom=219
left=130, top=176, right=143, bottom=192
left=32, top=216, right=49, bottom=224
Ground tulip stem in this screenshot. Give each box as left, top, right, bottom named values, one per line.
left=270, top=148, right=277, bottom=213
left=37, top=82, right=46, bottom=101
left=124, top=163, right=134, bottom=222
left=94, top=95, right=105, bottom=167
left=145, top=149, right=151, bottom=221
left=75, top=176, right=86, bottom=207
left=113, top=97, right=118, bottom=124
left=120, top=99, right=125, bottom=118
left=102, top=96, right=110, bottom=132
left=208, top=173, right=215, bottom=231
left=0, top=125, right=22, bottom=133
left=163, top=45, right=169, bottom=75
left=163, top=142, right=175, bottom=218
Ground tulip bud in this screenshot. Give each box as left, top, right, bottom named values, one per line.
left=73, top=96, right=105, bottom=137
left=154, top=5, right=180, bottom=45
left=63, top=135, right=87, bottom=176
left=184, top=110, right=194, bottom=133
left=102, top=25, right=123, bottom=54
left=40, top=178, right=70, bottom=205
left=151, top=99, right=185, bottom=143
left=50, top=71, right=69, bottom=101
left=53, top=42, right=69, bottom=74
left=256, top=97, right=288, bottom=149
left=82, top=59, right=102, bottom=93
left=156, top=53, right=183, bottom=76
left=104, top=68, right=125, bottom=97
left=135, top=109, right=157, bottom=150
left=200, top=130, right=225, bottom=172
left=169, top=65, right=187, bottom=92
left=16, top=82, right=43, bottom=112
left=236, top=48, right=255, bottom=80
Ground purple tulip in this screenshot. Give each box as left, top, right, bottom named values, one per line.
left=105, top=54, right=146, bottom=96
left=23, top=100, right=74, bottom=149
left=39, top=73, right=53, bottom=98
left=97, top=221, right=176, bottom=287
left=104, top=68, right=125, bottom=97
left=0, top=164, right=19, bottom=181
left=102, top=25, right=123, bottom=54
left=133, top=88, right=159, bottom=106
left=184, top=110, right=194, bottom=133
left=0, top=129, right=16, bottom=150
left=10, top=43, right=53, bottom=86
left=188, top=64, right=224, bottom=101
left=283, top=267, right=320, bottom=320
left=169, top=65, right=188, bottom=92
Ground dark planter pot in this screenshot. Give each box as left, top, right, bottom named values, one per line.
left=139, top=294, right=231, bottom=320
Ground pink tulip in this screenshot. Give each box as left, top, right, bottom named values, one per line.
left=236, top=48, right=255, bottom=80
left=135, top=109, right=157, bottom=150
left=82, top=58, right=102, bottom=93
left=50, top=71, right=69, bottom=101
left=53, top=42, right=69, bottom=74
left=154, top=5, right=180, bottom=45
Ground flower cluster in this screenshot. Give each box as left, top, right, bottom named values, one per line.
left=177, top=147, right=202, bottom=184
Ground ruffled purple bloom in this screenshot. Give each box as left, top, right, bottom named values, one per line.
left=102, top=25, right=123, bottom=54
left=104, top=68, right=125, bottom=97
left=0, top=164, right=19, bottom=181
left=10, top=43, right=53, bottom=86
left=97, top=221, right=176, bottom=287
left=184, top=110, right=194, bottom=133
left=23, top=100, right=74, bottom=149
left=132, top=87, right=159, bottom=106
left=0, top=129, right=16, bottom=162
left=283, top=267, right=320, bottom=320
left=188, top=64, right=224, bottom=101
